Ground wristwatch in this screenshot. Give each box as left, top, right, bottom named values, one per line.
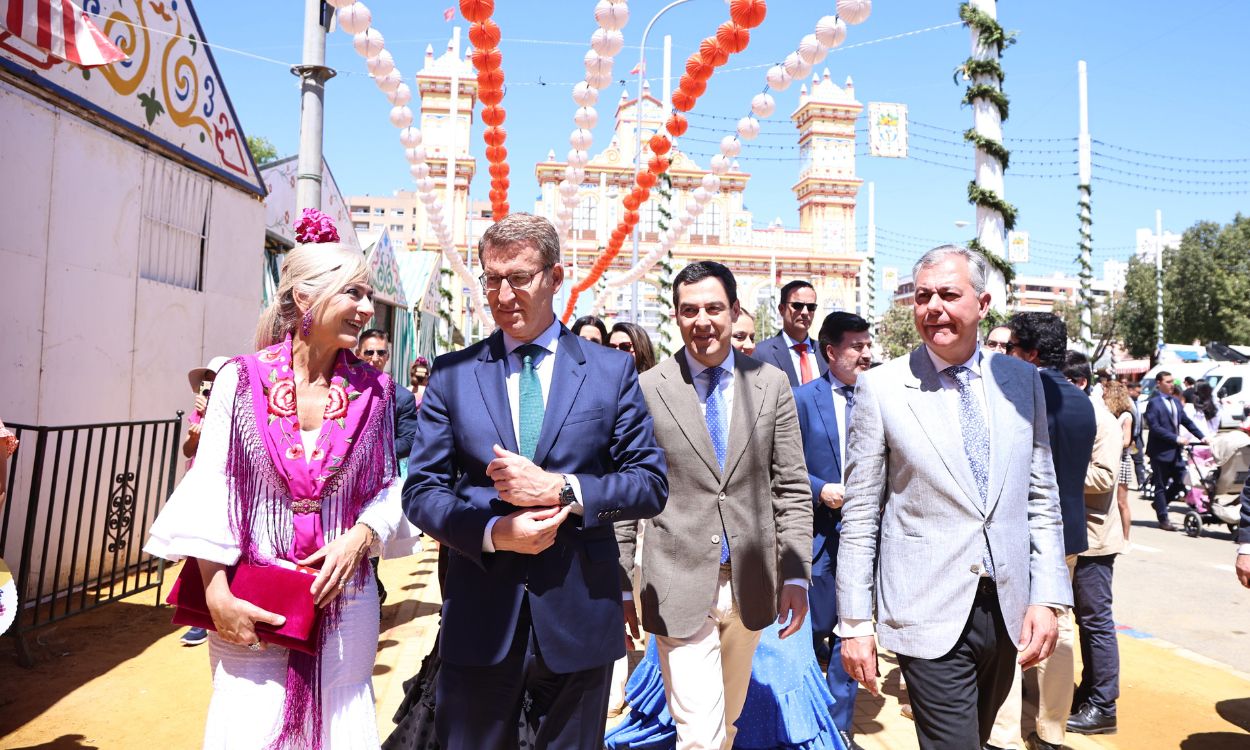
left=558, top=475, right=577, bottom=507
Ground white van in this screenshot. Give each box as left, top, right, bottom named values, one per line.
left=1205, top=364, right=1250, bottom=428
left=1138, top=362, right=1217, bottom=408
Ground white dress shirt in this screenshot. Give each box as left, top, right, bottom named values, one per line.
left=828, top=372, right=852, bottom=473
left=782, top=330, right=819, bottom=383
left=482, top=317, right=583, bottom=552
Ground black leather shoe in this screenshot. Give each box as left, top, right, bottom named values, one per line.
left=1025, top=732, right=1062, bottom=749
left=1067, top=703, right=1117, bottom=734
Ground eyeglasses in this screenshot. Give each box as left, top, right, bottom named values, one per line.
left=363, top=349, right=389, bottom=357
left=610, top=341, right=634, bottom=352
left=787, top=302, right=818, bottom=313
left=479, top=265, right=553, bottom=292
left=984, top=340, right=1010, bottom=352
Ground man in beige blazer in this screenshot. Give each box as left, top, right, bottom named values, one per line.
left=617, top=261, right=812, bottom=750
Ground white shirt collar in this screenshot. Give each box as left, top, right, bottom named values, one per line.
left=828, top=371, right=851, bottom=392
left=502, top=316, right=561, bottom=358
left=684, top=347, right=735, bottom=381
left=781, top=329, right=814, bottom=351
left=927, top=344, right=983, bottom=378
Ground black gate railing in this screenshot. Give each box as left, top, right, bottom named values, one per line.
left=2, top=414, right=183, bottom=666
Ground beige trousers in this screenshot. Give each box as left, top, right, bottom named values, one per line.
left=988, top=556, right=1077, bottom=747
left=655, top=565, right=763, bottom=750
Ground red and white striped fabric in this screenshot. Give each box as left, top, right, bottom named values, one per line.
left=0, top=0, right=126, bottom=67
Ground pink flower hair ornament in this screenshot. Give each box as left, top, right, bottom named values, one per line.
left=294, top=208, right=340, bottom=244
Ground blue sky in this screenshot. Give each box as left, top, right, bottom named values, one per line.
left=193, top=1, right=1249, bottom=290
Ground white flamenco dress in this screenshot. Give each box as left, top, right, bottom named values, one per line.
left=145, top=362, right=420, bottom=749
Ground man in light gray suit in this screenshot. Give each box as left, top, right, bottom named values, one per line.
left=618, top=261, right=812, bottom=750
left=837, top=245, right=1072, bottom=750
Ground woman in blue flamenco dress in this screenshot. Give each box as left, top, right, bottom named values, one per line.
left=606, top=613, right=847, bottom=750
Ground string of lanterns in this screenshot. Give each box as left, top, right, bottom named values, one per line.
left=586, top=0, right=872, bottom=317
left=460, top=0, right=511, bottom=219
left=330, top=0, right=494, bottom=329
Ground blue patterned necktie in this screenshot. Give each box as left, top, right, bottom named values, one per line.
left=943, top=365, right=994, bottom=579
left=704, top=366, right=731, bottom=563
left=516, top=344, right=546, bottom=460
left=839, top=384, right=855, bottom=472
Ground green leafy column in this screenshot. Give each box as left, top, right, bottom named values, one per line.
left=652, top=173, right=679, bottom=357
left=959, top=1, right=1017, bottom=301
left=1077, top=183, right=1094, bottom=347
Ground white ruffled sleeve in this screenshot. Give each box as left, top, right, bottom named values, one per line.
left=357, top=478, right=423, bottom=560
left=143, top=361, right=242, bottom=565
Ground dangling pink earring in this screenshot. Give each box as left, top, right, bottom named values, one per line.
left=300, top=309, right=314, bottom=338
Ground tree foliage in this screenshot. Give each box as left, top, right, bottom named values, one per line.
left=247, top=135, right=279, bottom=167
left=754, top=300, right=778, bottom=340
left=878, top=304, right=921, bottom=360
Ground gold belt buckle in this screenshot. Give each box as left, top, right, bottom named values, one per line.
left=291, top=498, right=322, bottom=515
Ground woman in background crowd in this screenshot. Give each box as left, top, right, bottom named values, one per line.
left=571, top=315, right=609, bottom=345
left=731, top=308, right=757, bottom=355
left=1102, top=380, right=1136, bottom=542
left=609, top=321, right=657, bottom=374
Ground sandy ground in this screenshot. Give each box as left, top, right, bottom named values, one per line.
left=1, top=545, right=1247, bottom=749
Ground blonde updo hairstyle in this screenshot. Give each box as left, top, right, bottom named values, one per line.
left=255, top=242, right=370, bottom=349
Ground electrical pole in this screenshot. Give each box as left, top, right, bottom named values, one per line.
left=1077, top=60, right=1093, bottom=350
left=293, top=0, right=335, bottom=212
left=1155, top=208, right=1165, bottom=358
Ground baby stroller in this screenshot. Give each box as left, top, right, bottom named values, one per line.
left=1179, top=430, right=1250, bottom=537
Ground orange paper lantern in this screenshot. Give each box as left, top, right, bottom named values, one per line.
left=623, top=211, right=640, bottom=226
left=716, top=22, right=750, bottom=54
left=483, top=126, right=507, bottom=147
left=478, top=86, right=504, bottom=106
left=489, top=163, right=510, bottom=178
left=729, top=0, right=767, bottom=29
left=491, top=178, right=509, bottom=191
left=470, top=47, right=502, bottom=72
left=489, top=189, right=504, bottom=203
left=636, top=171, right=657, bottom=189
left=699, top=37, right=729, bottom=66
left=497, top=202, right=509, bottom=215
left=670, top=89, right=695, bottom=112
left=477, top=68, right=504, bottom=89
left=622, top=194, right=641, bottom=211
left=469, top=19, right=501, bottom=49
left=649, top=156, right=671, bottom=174
left=685, top=54, right=715, bottom=82
left=665, top=114, right=688, bottom=138
left=458, top=0, right=494, bottom=24
left=679, top=75, right=707, bottom=98
left=485, top=145, right=508, bottom=162
left=482, top=105, right=506, bottom=127
left=649, top=134, right=672, bottom=155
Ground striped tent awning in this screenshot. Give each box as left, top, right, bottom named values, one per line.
left=1115, top=359, right=1150, bottom=376
left=0, top=0, right=126, bottom=67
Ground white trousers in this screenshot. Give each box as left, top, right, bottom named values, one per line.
left=655, top=566, right=762, bottom=750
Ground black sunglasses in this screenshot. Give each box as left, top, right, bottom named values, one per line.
left=363, top=349, right=389, bottom=357
left=787, top=302, right=818, bottom=313
left=610, top=341, right=634, bottom=352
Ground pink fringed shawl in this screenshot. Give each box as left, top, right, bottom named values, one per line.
left=226, top=336, right=395, bottom=749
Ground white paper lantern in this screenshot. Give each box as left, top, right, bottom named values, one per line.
left=326, top=0, right=356, bottom=9
left=389, top=105, right=413, bottom=128
left=783, top=52, right=812, bottom=81
left=572, top=81, right=599, bottom=106
left=815, top=15, right=848, bottom=48
left=687, top=200, right=705, bottom=217
left=337, top=3, right=371, bottom=35
left=836, top=0, right=872, bottom=25
left=420, top=192, right=438, bottom=205
left=563, top=195, right=580, bottom=208
left=416, top=177, right=437, bottom=193
left=751, top=93, right=776, bottom=118
left=692, top=187, right=712, bottom=205
left=374, top=69, right=402, bottom=93
left=565, top=167, right=585, bottom=184
left=559, top=180, right=579, bottom=198
left=591, top=28, right=625, bottom=57
left=408, top=161, right=429, bottom=179
left=593, top=0, right=629, bottom=31
left=736, top=116, right=760, bottom=141
left=386, top=82, right=412, bottom=106
left=399, top=127, right=422, bottom=148
left=406, top=145, right=427, bottom=164
left=701, top=174, right=721, bottom=193
left=765, top=64, right=792, bottom=91
left=584, top=51, right=614, bottom=78
left=353, top=28, right=384, bottom=59
left=569, top=128, right=594, bottom=151
left=798, top=34, right=828, bottom=64
left=557, top=207, right=574, bottom=221
left=710, top=154, right=731, bottom=175
left=567, top=149, right=590, bottom=168
left=719, top=136, right=741, bottom=158
left=366, top=49, right=394, bottom=77
left=585, top=70, right=614, bottom=90
left=574, top=106, right=599, bottom=130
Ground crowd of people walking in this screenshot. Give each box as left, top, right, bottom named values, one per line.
left=136, top=210, right=1250, bottom=750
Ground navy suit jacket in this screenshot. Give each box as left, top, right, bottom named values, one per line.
left=1144, top=390, right=1205, bottom=463
left=753, top=333, right=829, bottom=388
left=794, top=375, right=844, bottom=562
left=1039, top=368, right=1096, bottom=556
left=403, top=326, right=668, bottom=673
left=394, top=382, right=418, bottom=462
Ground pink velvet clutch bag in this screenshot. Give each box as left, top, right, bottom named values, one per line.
left=167, top=559, right=322, bottom=654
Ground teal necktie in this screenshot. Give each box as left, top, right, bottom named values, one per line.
left=516, top=344, right=546, bottom=460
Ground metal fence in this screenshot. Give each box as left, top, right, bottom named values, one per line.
left=2, top=414, right=183, bottom=666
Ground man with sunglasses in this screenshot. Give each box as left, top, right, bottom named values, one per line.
left=984, top=324, right=1012, bottom=354
left=754, top=280, right=829, bottom=388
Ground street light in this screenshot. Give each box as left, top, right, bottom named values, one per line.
left=631, top=0, right=696, bottom=323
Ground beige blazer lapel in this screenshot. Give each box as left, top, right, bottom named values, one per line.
left=721, top=351, right=767, bottom=486
left=904, top=346, right=984, bottom=513
left=655, top=352, right=722, bottom=479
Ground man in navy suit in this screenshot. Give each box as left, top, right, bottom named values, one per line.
left=1144, top=370, right=1205, bottom=531
left=404, top=213, right=669, bottom=750
left=794, top=311, right=872, bottom=745
left=752, top=280, right=829, bottom=387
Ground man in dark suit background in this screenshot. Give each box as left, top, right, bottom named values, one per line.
left=404, top=213, right=668, bottom=749
left=989, top=312, right=1094, bottom=750
left=1144, top=370, right=1205, bottom=531
left=751, top=280, right=829, bottom=387
left=794, top=311, right=872, bottom=745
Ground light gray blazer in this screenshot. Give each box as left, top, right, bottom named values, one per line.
left=836, top=346, right=1071, bottom=659
left=616, top=349, right=812, bottom=640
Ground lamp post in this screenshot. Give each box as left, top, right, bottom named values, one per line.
left=631, top=0, right=695, bottom=323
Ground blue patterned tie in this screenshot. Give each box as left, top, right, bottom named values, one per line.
left=704, top=367, right=731, bottom=563
left=944, top=365, right=994, bottom=579
left=516, top=344, right=546, bottom=461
